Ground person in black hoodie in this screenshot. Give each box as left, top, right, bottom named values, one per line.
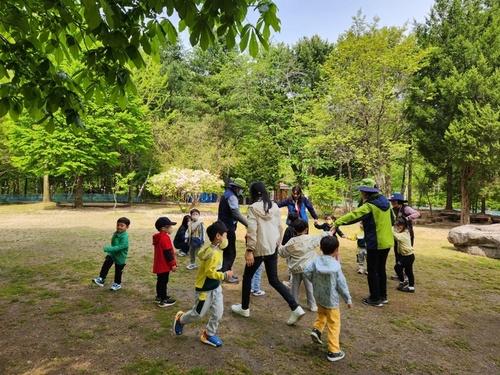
left=174, top=215, right=191, bottom=256
left=314, top=214, right=346, bottom=238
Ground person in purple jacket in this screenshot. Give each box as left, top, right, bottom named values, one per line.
left=389, top=193, right=420, bottom=278
left=278, top=186, right=319, bottom=227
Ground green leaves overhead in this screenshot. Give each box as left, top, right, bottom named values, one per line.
left=0, top=0, right=280, bottom=126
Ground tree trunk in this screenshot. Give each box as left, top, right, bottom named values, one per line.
left=24, top=177, right=28, bottom=196
left=460, top=167, right=472, bottom=225
left=74, top=175, right=84, bottom=209
left=42, top=174, right=50, bottom=202
left=446, top=163, right=453, bottom=210
left=407, top=151, right=413, bottom=206
left=480, top=196, right=486, bottom=215
left=347, top=161, right=353, bottom=211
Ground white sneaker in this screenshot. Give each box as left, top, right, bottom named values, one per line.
left=110, top=283, right=121, bottom=291
left=93, top=277, right=104, bottom=287
left=186, top=263, right=198, bottom=270
left=287, top=306, right=305, bottom=325
left=252, top=290, right=266, bottom=297
left=231, top=304, right=250, bottom=318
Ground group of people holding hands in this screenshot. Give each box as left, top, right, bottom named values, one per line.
left=92, top=177, right=420, bottom=363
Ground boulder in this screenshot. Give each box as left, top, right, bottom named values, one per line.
left=448, top=224, right=500, bottom=259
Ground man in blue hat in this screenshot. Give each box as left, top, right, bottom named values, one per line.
left=388, top=192, right=420, bottom=279
left=217, top=178, right=248, bottom=283
left=333, top=178, right=393, bottom=307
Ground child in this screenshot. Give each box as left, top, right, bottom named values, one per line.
left=278, top=219, right=331, bottom=312
left=173, top=221, right=233, bottom=347
left=281, top=212, right=299, bottom=288
left=314, top=214, right=346, bottom=238
left=304, top=236, right=352, bottom=362
left=393, top=218, right=415, bottom=293
left=174, top=215, right=191, bottom=256
left=93, top=217, right=130, bottom=291
left=186, top=208, right=205, bottom=270
left=347, top=222, right=367, bottom=274
left=153, top=217, right=178, bottom=307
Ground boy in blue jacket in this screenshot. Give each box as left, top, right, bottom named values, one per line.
left=304, top=236, right=352, bottom=362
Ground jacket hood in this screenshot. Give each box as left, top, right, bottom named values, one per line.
left=152, top=232, right=166, bottom=245
left=315, top=255, right=341, bottom=274
left=198, top=245, right=217, bottom=261
left=251, top=200, right=279, bottom=220
left=368, top=194, right=390, bottom=211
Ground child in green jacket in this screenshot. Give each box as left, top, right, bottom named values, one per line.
left=93, top=217, right=130, bottom=291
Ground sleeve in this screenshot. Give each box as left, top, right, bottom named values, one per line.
left=162, top=236, right=176, bottom=267
left=246, top=206, right=258, bottom=251
left=228, top=195, right=248, bottom=226
left=334, top=204, right=372, bottom=226
left=303, top=260, right=315, bottom=281
left=392, top=228, right=404, bottom=242
left=276, top=199, right=288, bottom=208
left=404, top=206, right=421, bottom=221
left=336, top=267, right=352, bottom=304
left=104, top=234, right=128, bottom=253
left=200, top=222, right=205, bottom=243
left=277, top=242, right=291, bottom=258
left=204, top=252, right=226, bottom=281
left=314, top=222, right=323, bottom=230
left=304, top=198, right=319, bottom=220
left=336, top=227, right=345, bottom=237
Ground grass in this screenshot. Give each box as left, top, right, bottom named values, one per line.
left=0, top=204, right=499, bottom=375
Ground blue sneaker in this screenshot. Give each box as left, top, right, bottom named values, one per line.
left=173, top=311, right=184, bottom=336
left=200, top=330, right=223, bottom=347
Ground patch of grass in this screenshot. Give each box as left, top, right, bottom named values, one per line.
left=226, top=358, right=252, bottom=375
left=75, top=298, right=111, bottom=315
left=442, top=336, right=472, bottom=351
left=233, top=337, right=257, bottom=349
left=389, top=315, right=434, bottom=334
left=47, top=301, right=69, bottom=315
left=36, top=289, right=60, bottom=299
left=70, top=330, right=95, bottom=340
left=122, top=360, right=180, bottom=375
left=0, top=283, right=31, bottom=299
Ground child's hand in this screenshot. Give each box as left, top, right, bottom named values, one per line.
left=225, top=270, right=234, bottom=280
left=172, top=265, right=178, bottom=272
left=245, top=250, right=254, bottom=267
left=329, top=226, right=337, bottom=235
left=341, top=234, right=347, bottom=239
left=347, top=303, right=353, bottom=309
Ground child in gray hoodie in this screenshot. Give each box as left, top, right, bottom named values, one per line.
left=304, top=235, right=352, bottom=362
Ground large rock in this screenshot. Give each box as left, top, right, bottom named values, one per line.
left=448, top=224, right=500, bottom=259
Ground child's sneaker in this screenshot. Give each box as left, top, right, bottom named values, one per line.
left=252, top=290, right=266, bottom=297
left=158, top=297, right=176, bottom=307
left=177, top=251, right=187, bottom=257
left=110, top=283, right=121, bottom=291
left=154, top=296, right=161, bottom=303
left=173, top=311, right=184, bottom=335
left=282, top=280, right=291, bottom=288
left=362, top=297, right=383, bottom=307
left=357, top=268, right=364, bottom=274
left=186, top=263, right=198, bottom=270
left=200, top=330, right=223, bottom=347
left=397, top=285, right=415, bottom=293
left=380, top=297, right=389, bottom=304
left=231, top=304, right=250, bottom=317
left=308, top=304, right=318, bottom=312
left=327, top=350, right=345, bottom=362
left=390, top=274, right=400, bottom=280
left=287, top=306, right=305, bottom=325
left=310, top=328, right=323, bottom=344
left=93, top=277, right=104, bottom=287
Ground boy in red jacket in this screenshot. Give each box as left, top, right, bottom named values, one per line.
left=153, top=217, right=178, bottom=307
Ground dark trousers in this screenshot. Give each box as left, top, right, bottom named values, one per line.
left=241, top=251, right=298, bottom=311
left=99, top=255, right=125, bottom=284
left=156, top=272, right=170, bottom=300
left=395, top=254, right=415, bottom=287
left=366, top=248, right=390, bottom=301
left=221, top=229, right=236, bottom=272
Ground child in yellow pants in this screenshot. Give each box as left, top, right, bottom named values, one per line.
left=304, top=236, right=352, bottom=362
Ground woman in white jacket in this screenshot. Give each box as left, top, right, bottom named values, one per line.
left=231, top=181, right=306, bottom=325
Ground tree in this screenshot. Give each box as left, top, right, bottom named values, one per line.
left=0, top=0, right=280, bottom=126
left=6, top=98, right=152, bottom=207
left=147, top=168, right=223, bottom=210
left=308, top=176, right=348, bottom=215
left=407, top=0, right=500, bottom=222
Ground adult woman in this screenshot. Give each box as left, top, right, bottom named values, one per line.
left=278, top=186, right=319, bottom=226
left=333, top=178, right=393, bottom=307
left=231, top=181, right=305, bottom=325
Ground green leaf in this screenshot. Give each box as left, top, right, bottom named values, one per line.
left=83, top=0, right=101, bottom=30
left=9, top=99, right=22, bottom=120
left=161, top=19, right=178, bottom=43
left=249, top=31, right=259, bottom=57
left=125, top=46, right=145, bottom=69
left=0, top=98, right=9, bottom=117
left=239, top=26, right=251, bottom=51
left=141, top=35, right=152, bottom=55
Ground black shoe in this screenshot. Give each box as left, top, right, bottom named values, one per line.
left=362, top=297, right=383, bottom=307
left=380, top=297, right=389, bottom=304
left=158, top=297, right=176, bottom=307
left=154, top=296, right=161, bottom=303
left=397, top=285, right=415, bottom=293
left=327, top=351, right=345, bottom=362
left=311, top=328, right=323, bottom=345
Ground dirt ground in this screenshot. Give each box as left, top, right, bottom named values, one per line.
left=0, top=204, right=499, bottom=375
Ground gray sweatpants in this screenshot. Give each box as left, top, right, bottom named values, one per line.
left=291, top=272, right=316, bottom=309
left=180, top=286, right=223, bottom=336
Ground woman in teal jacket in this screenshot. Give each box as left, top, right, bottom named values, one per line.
left=334, top=179, right=393, bottom=307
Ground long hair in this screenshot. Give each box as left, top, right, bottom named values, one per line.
left=292, top=185, right=303, bottom=205
left=249, top=181, right=273, bottom=214
left=180, top=215, right=191, bottom=229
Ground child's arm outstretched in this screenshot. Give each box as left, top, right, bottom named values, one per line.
left=336, top=267, right=353, bottom=308
left=104, top=233, right=128, bottom=253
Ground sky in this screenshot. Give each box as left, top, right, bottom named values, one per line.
left=264, top=0, right=436, bottom=44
